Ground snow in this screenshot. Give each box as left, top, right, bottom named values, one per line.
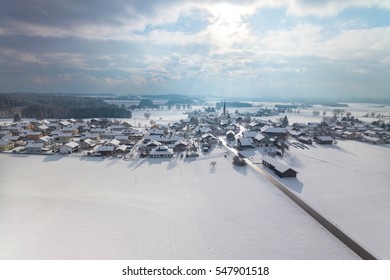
left=249, top=141, right=390, bottom=259
left=0, top=146, right=358, bottom=259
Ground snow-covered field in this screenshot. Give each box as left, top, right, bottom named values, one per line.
left=0, top=146, right=358, bottom=259
left=245, top=141, right=390, bottom=259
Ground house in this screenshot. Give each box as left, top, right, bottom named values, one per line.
left=26, top=131, right=43, bottom=141
left=201, top=133, right=218, bottom=143
left=0, top=140, right=14, bottom=151
left=114, top=135, right=131, bottom=145
left=96, top=145, right=115, bottom=156
left=261, top=126, right=287, bottom=138
left=26, top=142, right=45, bottom=154
left=148, top=128, right=164, bottom=136
left=226, top=130, right=236, bottom=141
left=110, top=125, right=125, bottom=131
left=254, top=134, right=273, bottom=147
left=361, top=136, right=385, bottom=145
left=236, top=137, right=254, bottom=149
left=115, top=144, right=128, bottom=155
left=298, top=136, right=312, bottom=145
left=242, top=130, right=257, bottom=139
left=149, top=146, right=174, bottom=158
left=38, top=136, right=54, bottom=145
left=81, top=133, right=100, bottom=141
left=80, top=139, right=96, bottom=150
left=314, top=136, right=334, bottom=145
left=262, top=156, right=297, bottom=178
left=107, top=139, right=121, bottom=147
left=146, top=140, right=162, bottom=151
left=61, top=126, right=79, bottom=135
left=57, top=133, right=73, bottom=143
left=173, top=140, right=187, bottom=152
left=60, top=141, right=79, bottom=154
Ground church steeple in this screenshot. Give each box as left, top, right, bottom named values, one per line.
left=223, top=101, right=226, bottom=116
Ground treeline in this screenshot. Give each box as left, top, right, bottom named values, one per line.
left=216, top=102, right=253, bottom=108
left=0, top=93, right=131, bottom=119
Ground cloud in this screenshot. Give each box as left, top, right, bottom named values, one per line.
left=0, top=0, right=389, bottom=98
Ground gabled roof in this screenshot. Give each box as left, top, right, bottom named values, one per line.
left=146, top=140, right=162, bottom=146
left=237, top=137, right=254, bottom=146
left=262, top=156, right=296, bottom=174
left=65, top=141, right=79, bottom=149
left=26, top=142, right=44, bottom=148
left=242, top=130, right=257, bottom=138
left=316, top=136, right=334, bottom=141
left=261, top=126, right=287, bottom=134
left=97, top=145, right=115, bottom=152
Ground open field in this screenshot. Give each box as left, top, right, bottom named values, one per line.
left=0, top=146, right=358, bottom=259
left=243, top=141, right=390, bottom=259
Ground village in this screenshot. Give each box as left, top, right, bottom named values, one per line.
left=0, top=102, right=389, bottom=180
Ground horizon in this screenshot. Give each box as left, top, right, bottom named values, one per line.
left=0, top=1, right=389, bottom=99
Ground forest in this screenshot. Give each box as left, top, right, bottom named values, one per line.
left=0, top=93, right=132, bottom=119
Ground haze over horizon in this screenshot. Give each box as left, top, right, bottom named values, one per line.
left=0, top=0, right=389, bottom=100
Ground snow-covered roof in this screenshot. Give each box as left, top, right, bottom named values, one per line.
left=150, top=146, right=173, bottom=155
left=261, top=126, right=287, bottom=134
left=316, top=136, right=334, bottom=141
left=238, top=137, right=254, bottom=146
left=26, top=142, right=44, bottom=148
left=146, top=140, right=162, bottom=146
left=57, top=133, right=72, bottom=137
left=242, top=130, right=257, bottom=138
left=109, top=139, right=121, bottom=146
left=262, top=156, right=294, bottom=173
left=97, top=145, right=115, bottom=152
left=174, top=140, right=187, bottom=146
left=65, top=141, right=79, bottom=149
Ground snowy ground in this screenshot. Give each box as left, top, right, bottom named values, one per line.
left=243, top=141, right=390, bottom=259
left=0, top=146, right=358, bottom=259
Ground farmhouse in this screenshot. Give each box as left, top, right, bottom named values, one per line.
left=149, top=146, right=174, bottom=158
left=298, top=136, right=312, bottom=145
left=57, top=133, right=73, bottom=143
left=60, top=141, right=79, bottom=154
left=173, top=140, right=188, bottom=152
left=80, top=139, right=96, bottom=150
left=262, top=156, right=297, bottom=178
left=96, top=145, right=115, bottom=156
left=26, top=131, right=43, bottom=141
left=254, top=134, right=273, bottom=147
left=236, top=137, right=254, bottom=149
left=226, top=130, right=235, bottom=141
left=261, top=126, right=287, bottom=138
left=26, top=142, right=45, bottom=154
left=314, top=136, right=334, bottom=145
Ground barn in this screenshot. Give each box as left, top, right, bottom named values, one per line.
left=262, top=156, right=297, bottom=178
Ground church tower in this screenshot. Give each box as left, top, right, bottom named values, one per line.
left=223, top=101, right=226, bottom=116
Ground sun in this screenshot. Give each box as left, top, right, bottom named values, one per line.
left=208, top=3, right=252, bottom=49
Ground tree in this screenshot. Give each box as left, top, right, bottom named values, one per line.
left=13, top=113, right=21, bottom=122
left=167, top=104, right=173, bottom=110
left=312, top=111, right=320, bottom=116
left=144, top=112, right=151, bottom=120
left=176, top=104, right=181, bottom=110
left=323, top=111, right=326, bottom=117
left=210, top=161, right=217, bottom=169
left=346, top=112, right=352, bottom=119
left=281, top=115, right=289, bottom=127
left=232, top=156, right=246, bottom=166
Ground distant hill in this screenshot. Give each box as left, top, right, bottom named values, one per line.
left=0, top=93, right=132, bottom=119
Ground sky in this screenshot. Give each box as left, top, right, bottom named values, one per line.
left=0, top=0, right=389, bottom=100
